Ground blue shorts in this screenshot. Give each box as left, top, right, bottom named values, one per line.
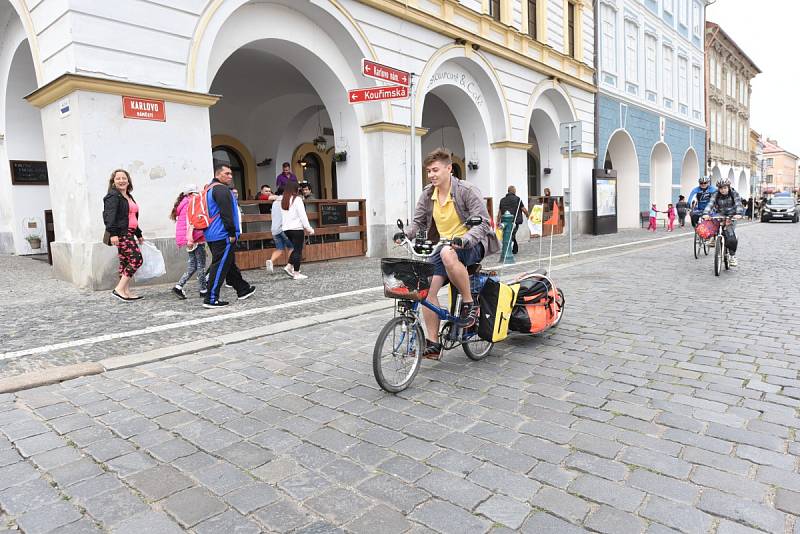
left=430, top=243, right=484, bottom=278
left=273, top=231, right=293, bottom=250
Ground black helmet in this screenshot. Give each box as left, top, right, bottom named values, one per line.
left=716, top=178, right=731, bottom=188
left=699, top=176, right=711, bottom=185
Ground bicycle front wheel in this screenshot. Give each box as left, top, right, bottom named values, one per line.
left=714, top=236, right=723, bottom=276
left=373, top=316, right=424, bottom=393
left=693, top=232, right=701, bottom=259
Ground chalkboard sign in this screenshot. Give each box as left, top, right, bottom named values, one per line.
left=319, top=202, right=348, bottom=226
left=10, top=160, right=49, bottom=185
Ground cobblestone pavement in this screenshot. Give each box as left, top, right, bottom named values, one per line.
left=0, top=226, right=704, bottom=379
left=1, top=220, right=799, bottom=532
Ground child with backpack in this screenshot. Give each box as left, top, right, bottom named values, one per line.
left=170, top=184, right=207, bottom=299
left=666, top=203, right=676, bottom=232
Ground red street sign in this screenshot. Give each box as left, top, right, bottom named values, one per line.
left=122, top=96, right=166, bottom=122
left=361, top=59, right=410, bottom=86
left=348, top=85, right=409, bottom=104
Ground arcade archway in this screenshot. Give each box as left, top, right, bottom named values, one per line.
left=650, top=142, right=673, bottom=209
left=604, top=130, right=640, bottom=228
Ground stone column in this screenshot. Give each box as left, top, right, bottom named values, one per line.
left=27, top=74, right=219, bottom=289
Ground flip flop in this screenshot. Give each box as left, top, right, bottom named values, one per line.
left=111, top=290, right=130, bottom=302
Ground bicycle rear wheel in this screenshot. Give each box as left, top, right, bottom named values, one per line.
left=373, top=316, right=424, bottom=393
left=551, top=288, right=566, bottom=328
left=463, top=337, right=493, bottom=360
left=693, top=233, right=701, bottom=259
left=714, top=236, right=723, bottom=276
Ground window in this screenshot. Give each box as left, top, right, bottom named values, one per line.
left=679, top=0, right=688, bottom=26
left=710, top=108, right=716, bottom=143
left=715, top=60, right=721, bottom=89
left=663, top=46, right=673, bottom=106
left=645, top=34, right=657, bottom=101
left=567, top=1, right=576, bottom=58
left=528, top=0, right=537, bottom=39
left=692, top=2, right=701, bottom=36
left=766, top=158, right=774, bottom=166
left=692, top=65, right=701, bottom=115
left=664, top=0, right=674, bottom=14
left=678, top=56, right=688, bottom=111
left=625, top=20, right=639, bottom=86
left=716, top=107, right=722, bottom=143
left=601, top=4, right=617, bottom=77
left=766, top=174, right=773, bottom=183
left=709, top=55, right=716, bottom=88
left=489, top=0, right=500, bottom=21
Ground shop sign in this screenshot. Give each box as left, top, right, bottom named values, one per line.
left=361, top=59, right=410, bottom=86
left=122, top=96, right=166, bottom=122
left=348, top=85, right=409, bottom=104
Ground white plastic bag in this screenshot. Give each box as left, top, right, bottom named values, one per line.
left=134, top=241, right=166, bottom=281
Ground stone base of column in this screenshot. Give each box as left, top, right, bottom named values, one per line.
left=0, top=232, right=13, bottom=254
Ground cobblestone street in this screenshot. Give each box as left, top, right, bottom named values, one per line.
left=1, top=220, right=799, bottom=533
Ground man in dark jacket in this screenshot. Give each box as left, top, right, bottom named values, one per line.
left=203, top=164, right=255, bottom=308
left=497, top=185, right=528, bottom=255
left=702, top=178, right=744, bottom=267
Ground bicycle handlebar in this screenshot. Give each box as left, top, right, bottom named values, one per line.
left=395, top=236, right=460, bottom=258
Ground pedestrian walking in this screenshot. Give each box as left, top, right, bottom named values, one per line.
left=647, top=203, right=658, bottom=232
left=281, top=181, right=315, bottom=280
left=276, top=162, right=298, bottom=190
left=666, top=203, right=676, bottom=232
left=497, top=185, right=528, bottom=254
left=103, top=169, right=144, bottom=301
left=170, top=184, right=207, bottom=299
left=266, top=187, right=293, bottom=273
left=203, top=164, right=256, bottom=308
left=676, top=195, right=689, bottom=227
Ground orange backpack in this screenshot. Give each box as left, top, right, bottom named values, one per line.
left=188, top=183, right=222, bottom=230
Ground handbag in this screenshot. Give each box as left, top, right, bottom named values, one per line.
left=102, top=231, right=112, bottom=246
left=134, top=242, right=167, bottom=281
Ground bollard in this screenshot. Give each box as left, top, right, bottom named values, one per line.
left=500, top=210, right=515, bottom=264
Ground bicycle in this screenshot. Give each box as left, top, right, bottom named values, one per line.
left=705, top=214, right=741, bottom=276
left=372, top=217, right=494, bottom=393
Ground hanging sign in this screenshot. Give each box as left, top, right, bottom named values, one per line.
left=348, top=85, right=410, bottom=104
left=361, top=59, right=410, bottom=86
left=122, top=96, right=166, bottom=122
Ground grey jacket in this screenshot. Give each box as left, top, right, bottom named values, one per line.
left=406, top=176, right=500, bottom=256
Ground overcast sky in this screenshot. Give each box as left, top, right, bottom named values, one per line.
left=706, top=0, right=798, bottom=155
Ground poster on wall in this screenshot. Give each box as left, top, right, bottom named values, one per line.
left=596, top=179, right=617, bottom=217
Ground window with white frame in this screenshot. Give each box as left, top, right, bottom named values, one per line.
left=601, top=3, right=617, bottom=82
left=715, top=60, right=721, bottom=89
left=716, top=109, right=722, bottom=145
left=624, top=20, right=639, bottom=91
left=692, top=64, right=701, bottom=118
left=678, top=56, right=688, bottom=113
left=645, top=33, right=657, bottom=101
left=679, top=0, right=688, bottom=26
left=663, top=45, right=674, bottom=107
left=664, top=0, right=674, bottom=15
left=692, top=2, right=701, bottom=37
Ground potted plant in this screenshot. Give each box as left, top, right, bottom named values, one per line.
left=333, top=151, right=347, bottom=162
left=25, top=234, right=42, bottom=249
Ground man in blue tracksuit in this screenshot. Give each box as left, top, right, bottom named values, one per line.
left=687, top=175, right=717, bottom=228
left=203, top=164, right=256, bottom=308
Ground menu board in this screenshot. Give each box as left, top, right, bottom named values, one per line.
left=319, top=203, right=348, bottom=226
left=10, top=160, right=48, bottom=185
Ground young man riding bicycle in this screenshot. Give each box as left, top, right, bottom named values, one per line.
left=702, top=178, right=744, bottom=266
left=687, top=175, right=717, bottom=228
left=394, top=148, right=499, bottom=359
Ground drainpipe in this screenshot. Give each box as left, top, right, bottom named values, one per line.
left=593, top=0, right=600, bottom=171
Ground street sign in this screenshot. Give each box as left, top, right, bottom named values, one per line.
left=122, top=96, right=166, bottom=122
left=560, top=120, right=582, bottom=154
left=361, top=59, right=410, bottom=86
left=348, top=85, right=410, bottom=104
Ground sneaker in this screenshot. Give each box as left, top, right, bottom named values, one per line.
left=202, top=300, right=229, bottom=309
left=283, top=264, right=295, bottom=278
left=265, top=260, right=274, bottom=273
left=172, top=286, right=186, bottom=300
left=458, top=302, right=480, bottom=328
left=199, top=288, right=208, bottom=296
left=224, top=282, right=233, bottom=289
left=729, top=255, right=738, bottom=267
left=422, top=340, right=443, bottom=360
left=292, top=272, right=308, bottom=280
left=238, top=286, right=256, bottom=300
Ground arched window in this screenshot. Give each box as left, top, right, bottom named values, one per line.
left=212, top=146, right=245, bottom=197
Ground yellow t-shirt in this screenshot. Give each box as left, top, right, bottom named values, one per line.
left=432, top=186, right=466, bottom=239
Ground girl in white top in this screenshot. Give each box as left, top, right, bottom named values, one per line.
left=280, top=181, right=315, bottom=279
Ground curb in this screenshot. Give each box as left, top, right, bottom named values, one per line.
left=0, top=300, right=393, bottom=394
left=0, top=223, right=760, bottom=394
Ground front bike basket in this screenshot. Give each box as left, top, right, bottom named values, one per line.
left=381, top=258, right=435, bottom=301
left=695, top=219, right=719, bottom=240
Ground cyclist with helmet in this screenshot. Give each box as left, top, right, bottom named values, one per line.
left=687, top=176, right=717, bottom=228
left=702, top=178, right=744, bottom=267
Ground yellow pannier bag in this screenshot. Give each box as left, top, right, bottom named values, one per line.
left=477, top=278, right=520, bottom=342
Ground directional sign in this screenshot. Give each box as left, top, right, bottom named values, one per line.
left=348, top=85, right=410, bottom=104
left=361, top=59, right=410, bottom=86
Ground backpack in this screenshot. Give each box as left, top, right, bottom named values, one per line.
left=188, top=183, right=222, bottom=230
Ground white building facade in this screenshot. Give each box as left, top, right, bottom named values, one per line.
left=0, top=0, right=596, bottom=288
left=596, top=0, right=706, bottom=227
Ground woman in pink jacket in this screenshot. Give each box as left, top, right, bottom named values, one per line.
left=170, top=184, right=207, bottom=299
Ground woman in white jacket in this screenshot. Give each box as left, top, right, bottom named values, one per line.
left=280, top=181, right=315, bottom=280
